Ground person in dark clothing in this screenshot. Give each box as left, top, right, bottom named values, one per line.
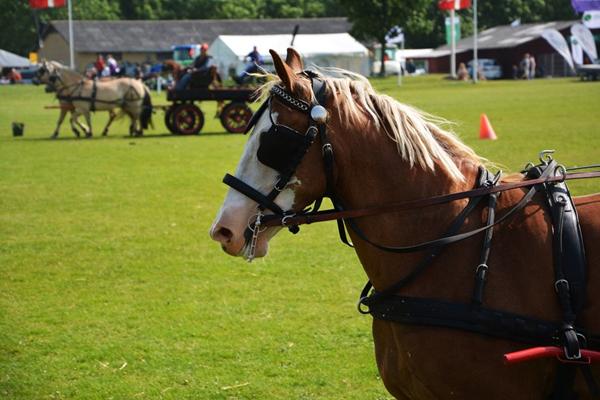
left=235, top=46, right=264, bottom=84
left=192, top=43, right=212, bottom=71
left=405, top=58, right=416, bottom=74
left=175, top=43, right=212, bottom=90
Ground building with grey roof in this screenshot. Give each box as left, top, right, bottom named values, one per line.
left=39, top=18, right=351, bottom=71
left=426, top=20, right=595, bottom=78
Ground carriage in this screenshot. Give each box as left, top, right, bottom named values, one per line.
left=162, top=86, right=255, bottom=135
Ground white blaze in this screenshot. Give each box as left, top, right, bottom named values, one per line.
left=212, top=109, right=299, bottom=257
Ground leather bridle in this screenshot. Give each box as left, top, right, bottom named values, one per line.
left=222, top=70, right=332, bottom=260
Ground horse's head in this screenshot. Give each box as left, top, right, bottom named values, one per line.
left=34, top=60, right=50, bottom=85
left=210, top=48, right=330, bottom=260
left=35, top=60, right=63, bottom=87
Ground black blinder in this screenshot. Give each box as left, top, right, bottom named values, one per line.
left=244, top=100, right=269, bottom=134
left=257, top=124, right=308, bottom=173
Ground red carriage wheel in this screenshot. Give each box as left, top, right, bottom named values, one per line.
left=220, top=102, right=253, bottom=134
left=173, top=103, right=204, bottom=135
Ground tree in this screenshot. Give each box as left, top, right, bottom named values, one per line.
left=340, top=0, right=430, bottom=76
left=0, top=2, right=39, bottom=55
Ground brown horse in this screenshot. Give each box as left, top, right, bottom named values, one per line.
left=162, top=59, right=185, bottom=82
left=209, top=49, right=600, bottom=399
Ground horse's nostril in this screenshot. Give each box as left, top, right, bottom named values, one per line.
left=215, top=226, right=233, bottom=243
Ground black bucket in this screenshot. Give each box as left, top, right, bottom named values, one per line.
left=12, top=122, right=24, bottom=137
left=13, top=122, right=25, bottom=137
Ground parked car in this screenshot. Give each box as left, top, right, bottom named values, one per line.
left=468, top=59, right=502, bottom=80
left=372, top=45, right=401, bottom=76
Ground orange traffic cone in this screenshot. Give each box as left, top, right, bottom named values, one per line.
left=479, top=114, right=497, bottom=140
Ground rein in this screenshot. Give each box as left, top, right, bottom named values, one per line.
left=261, top=169, right=600, bottom=228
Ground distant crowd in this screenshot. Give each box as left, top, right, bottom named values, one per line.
left=86, top=54, right=162, bottom=81
left=0, top=67, right=22, bottom=84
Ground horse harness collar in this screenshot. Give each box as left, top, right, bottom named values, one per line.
left=222, top=75, right=600, bottom=397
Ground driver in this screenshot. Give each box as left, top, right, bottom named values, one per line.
left=175, top=43, right=213, bottom=90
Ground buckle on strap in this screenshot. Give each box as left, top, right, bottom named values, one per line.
left=561, top=324, right=583, bottom=360
left=555, top=278, right=569, bottom=293
left=281, top=213, right=295, bottom=226
left=357, top=281, right=374, bottom=314
left=357, top=297, right=371, bottom=314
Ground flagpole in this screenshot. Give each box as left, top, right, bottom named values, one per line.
left=68, top=0, right=74, bottom=69
left=450, top=8, right=456, bottom=78
left=473, top=0, right=478, bottom=83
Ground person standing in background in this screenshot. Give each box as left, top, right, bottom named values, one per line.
left=529, top=55, right=536, bottom=80
left=107, top=54, right=120, bottom=76
left=94, top=55, right=105, bottom=77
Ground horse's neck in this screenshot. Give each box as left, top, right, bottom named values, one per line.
left=58, top=68, right=84, bottom=86
left=331, top=118, right=478, bottom=209
left=329, top=112, right=480, bottom=290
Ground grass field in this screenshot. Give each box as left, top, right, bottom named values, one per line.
left=1, top=76, right=599, bottom=399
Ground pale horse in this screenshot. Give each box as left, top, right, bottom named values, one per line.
left=36, top=60, right=153, bottom=137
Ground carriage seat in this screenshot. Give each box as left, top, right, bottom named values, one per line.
left=189, top=70, right=212, bottom=88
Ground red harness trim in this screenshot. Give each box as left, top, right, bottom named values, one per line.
left=505, top=346, right=600, bottom=365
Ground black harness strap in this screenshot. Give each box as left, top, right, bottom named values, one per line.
left=91, top=79, right=97, bottom=111
left=472, top=173, right=501, bottom=306
left=366, top=294, right=600, bottom=344
left=223, top=173, right=285, bottom=215
left=360, top=159, right=600, bottom=398
left=358, top=168, right=495, bottom=310
left=526, top=162, right=598, bottom=397
left=349, top=165, right=550, bottom=255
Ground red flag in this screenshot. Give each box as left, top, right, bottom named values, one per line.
left=30, top=0, right=66, bottom=9
left=438, top=0, right=471, bottom=10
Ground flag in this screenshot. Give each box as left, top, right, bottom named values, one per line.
left=571, top=0, right=600, bottom=12
left=571, top=36, right=584, bottom=65
left=438, top=0, right=471, bottom=11
left=29, top=0, right=66, bottom=9
left=541, top=29, right=575, bottom=71
left=583, top=10, right=600, bottom=28
left=571, top=23, right=598, bottom=62
left=445, top=16, right=461, bottom=44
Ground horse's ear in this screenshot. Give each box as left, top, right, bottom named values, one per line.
left=285, top=48, right=303, bottom=72
left=270, top=49, right=295, bottom=92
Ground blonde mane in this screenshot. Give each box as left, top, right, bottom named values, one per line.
left=258, top=68, right=482, bottom=182
left=48, top=61, right=85, bottom=82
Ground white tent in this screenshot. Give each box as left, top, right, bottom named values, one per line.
left=0, top=49, right=32, bottom=68
left=209, top=33, right=370, bottom=77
